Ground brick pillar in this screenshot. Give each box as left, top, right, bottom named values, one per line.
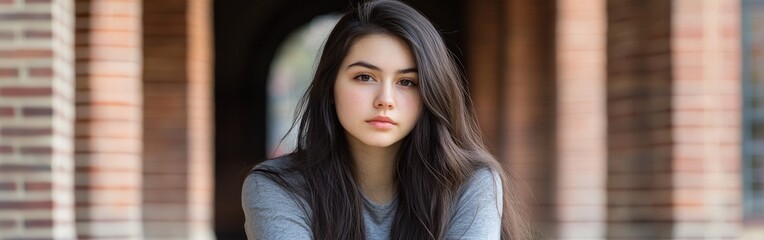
left=467, top=0, right=502, bottom=151
left=606, top=0, right=742, bottom=238
left=0, top=0, right=76, bottom=239
left=606, top=1, right=676, bottom=237
left=187, top=0, right=214, bottom=237
left=504, top=0, right=558, bottom=236
left=555, top=0, right=606, bottom=238
left=670, top=0, right=741, bottom=237
left=73, top=0, right=143, bottom=239
left=142, top=0, right=213, bottom=238
left=468, top=0, right=558, bottom=236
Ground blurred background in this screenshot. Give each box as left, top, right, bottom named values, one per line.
left=0, top=0, right=763, bottom=239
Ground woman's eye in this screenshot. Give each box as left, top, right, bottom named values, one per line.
left=354, top=74, right=373, bottom=82
left=399, top=79, right=417, bottom=87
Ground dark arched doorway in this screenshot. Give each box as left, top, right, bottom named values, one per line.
left=213, top=0, right=466, bottom=238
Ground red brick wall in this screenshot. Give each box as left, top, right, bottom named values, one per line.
left=670, top=0, right=741, bottom=237
left=0, top=0, right=77, bottom=239
left=73, top=0, right=143, bottom=238
left=0, top=0, right=214, bottom=238
left=471, top=0, right=743, bottom=239
left=503, top=0, right=559, bottom=236
left=606, top=0, right=677, bottom=238
left=470, top=0, right=609, bottom=238
left=555, top=0, right=606, bottom=238
left=467, top=0, right=502, bottom=151
left=606, top=0, right=742, bottom=238
left=187, top=0, right=213, bottom=236
left=142, top=0, right=213, bottom=238
left=469, top=0, right=559, bottom=237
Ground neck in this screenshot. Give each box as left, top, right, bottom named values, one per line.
left=348, top=140, right=399, bottom=204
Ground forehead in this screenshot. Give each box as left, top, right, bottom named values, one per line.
left=342, top=34, right=416, bottom=69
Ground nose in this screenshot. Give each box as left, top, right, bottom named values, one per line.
left=373, top=84, right=395, bottom=109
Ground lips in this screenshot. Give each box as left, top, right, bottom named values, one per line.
left=366, top=115, right=397, bottom=129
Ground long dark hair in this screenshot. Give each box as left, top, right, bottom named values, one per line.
left=256, top=0, right=531, bottom=239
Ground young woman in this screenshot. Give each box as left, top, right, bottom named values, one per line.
left=242, top=0, right=531, bottom=239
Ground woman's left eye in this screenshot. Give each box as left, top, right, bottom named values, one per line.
left=399, top=79, right=417, bottom=87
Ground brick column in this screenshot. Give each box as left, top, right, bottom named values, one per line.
left=555, top=0, right=606, bottom=238
left=670, top=0, right=741, bottom=237
left=606, top=0, right=742, bottom=238
left=503, top=0, right=558, bottom=236
left=467, top=0, right=502, bottom=151
left=468, top=0, right=558, bottom=236
left=142, top=0, right=213, bottom=238
left=606, top=1, right=676, bottom=237
left=0, top=0, right=76, bottom=239
left=73, top=0, right=143, bottom=239
left=187, top=0, right=213, bottom=237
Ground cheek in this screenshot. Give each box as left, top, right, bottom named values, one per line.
left=335, top=88, right=364, bottom=110
left=334, top=84, right=368, bottom=121
left=402, top=93, right=423, bottom=124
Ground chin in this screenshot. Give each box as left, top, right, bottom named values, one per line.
left=359, top=138, right=400, bottom=148
left=361, top=141, right=396, bottom=148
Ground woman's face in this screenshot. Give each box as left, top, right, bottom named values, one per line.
left=334, top=34, right=423, bottom=150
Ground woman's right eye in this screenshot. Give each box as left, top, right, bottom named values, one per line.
left=354, top=74, right=373, bottom=82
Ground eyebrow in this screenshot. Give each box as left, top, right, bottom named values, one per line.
left=346, top=61, right=417, bottom=74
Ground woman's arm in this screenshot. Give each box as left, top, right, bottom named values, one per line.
left=446, top=168, right=503, bottom=239
left=242, top=171, right=312, bottom=239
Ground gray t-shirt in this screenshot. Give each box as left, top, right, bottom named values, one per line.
left=242, top=158, right=502, bottom=239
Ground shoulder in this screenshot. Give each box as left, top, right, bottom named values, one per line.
left=243, top=155, right=304, bottom=201
left=242, top=156, right=309, bottom=218
left=242, top=156, right=312, bottom=238
left=243, top=156, right=299, bottom=197
left=446, top=167, right=503, bottom=239
left=465, top=167, right=501, bottom=189
left=459, top=167, right=502, bottom=202
left=251, top=155, right=297, bottom=172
